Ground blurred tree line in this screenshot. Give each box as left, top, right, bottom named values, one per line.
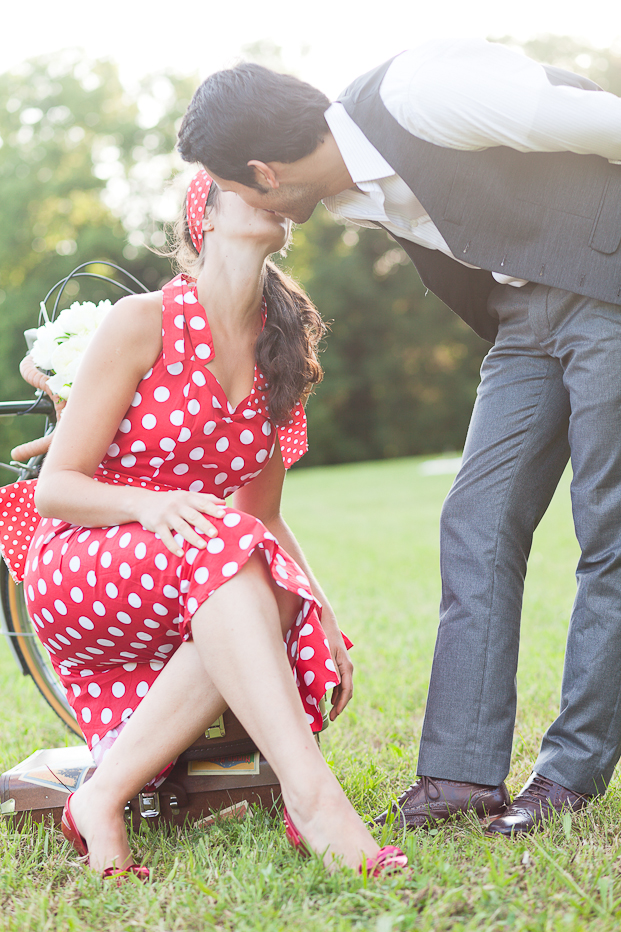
left=0, top=37, right=619, bottom=473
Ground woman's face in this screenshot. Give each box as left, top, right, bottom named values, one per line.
left=204, top=189, right=291, bottom=255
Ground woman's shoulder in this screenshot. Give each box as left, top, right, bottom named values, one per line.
left=104, top=291, right=163, bottom=338
left=94, top=291, right=164, bottom=369
left=113, top=289, right=163, bottom=318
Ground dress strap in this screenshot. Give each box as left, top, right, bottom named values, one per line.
left=161, top=274, right=187, bottom=365
left=162, top=275, right=215, bottom=367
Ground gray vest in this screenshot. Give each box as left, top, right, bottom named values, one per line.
left=339, top=59, right=621, bottom=342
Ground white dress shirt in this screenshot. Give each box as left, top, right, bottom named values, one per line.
left=323, top=38, right=621, bottom=286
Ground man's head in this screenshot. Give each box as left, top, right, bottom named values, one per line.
left=178, top=63, right=347, bottom=223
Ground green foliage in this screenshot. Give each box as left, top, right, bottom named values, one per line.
left=283, top=213, right=488, bottom=466
left=0, top=53, right=196, bottom=463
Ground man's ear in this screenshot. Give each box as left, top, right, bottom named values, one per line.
left=247, top=160, right=280, bottom=189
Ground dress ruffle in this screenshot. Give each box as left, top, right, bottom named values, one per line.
left=0, top=479, right=38, bottom=583
left=3, top=477, right=349, bottom=742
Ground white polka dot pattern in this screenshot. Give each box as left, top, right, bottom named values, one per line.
left=22, top=503, right=346, bottom=747
left=0, top=480, right=39, bottom=582
left=186, top=168, right=212, bottom=254
left=0, top=273, right=332, bottom=754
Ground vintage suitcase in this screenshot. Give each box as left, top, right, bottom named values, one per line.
left=0, top=710, right=288, bottom=830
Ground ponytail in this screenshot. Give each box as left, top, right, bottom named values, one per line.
left=257, top=261, right=326, bottom=425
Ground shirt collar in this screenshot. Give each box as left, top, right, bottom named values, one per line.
left=324, top=101, right=395, bottom=184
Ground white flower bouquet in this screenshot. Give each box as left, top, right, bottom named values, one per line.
left=29, top=300, right=112, bottom=399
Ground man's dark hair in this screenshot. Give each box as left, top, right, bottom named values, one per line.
left=177, top=63, right=330, bottom=189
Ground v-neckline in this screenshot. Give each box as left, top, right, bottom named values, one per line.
left=204, top=363, right=259, bottom=415
left=187, top=280, right=265, bottom=415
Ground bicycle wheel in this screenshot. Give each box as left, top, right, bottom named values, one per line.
left=0, top=449, right=81, bottom=737
left=0, top=561, right=81, bottom=736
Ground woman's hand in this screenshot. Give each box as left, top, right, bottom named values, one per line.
left=323, top=621, right=354, bottom=721
left=135, top=490, right=226, bottom=557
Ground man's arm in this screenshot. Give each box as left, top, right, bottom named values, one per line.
left=382, top=38, right=621, bottom=161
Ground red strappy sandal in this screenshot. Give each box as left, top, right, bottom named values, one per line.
left=283, top=806, right=311, bottom=856
left=61, top=793, right=149, bottom=882
left=359, top=846, right=409, bottom=876
left=283, top=807, right=407, bottom=875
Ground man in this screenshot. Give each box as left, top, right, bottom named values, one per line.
left=177, top=38, right=621, bottom=835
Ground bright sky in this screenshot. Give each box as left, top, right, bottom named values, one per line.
left=3, top=0, right=619, bottom=96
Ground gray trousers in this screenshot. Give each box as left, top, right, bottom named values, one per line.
left=417, top=282, right=621, bottom=796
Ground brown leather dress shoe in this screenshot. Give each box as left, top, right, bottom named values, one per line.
left=373, top=776, right=511, bottom=829
left=486, top=772, right=593, bottom=836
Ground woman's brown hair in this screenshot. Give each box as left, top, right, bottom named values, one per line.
left=164, top=183, right=326, bottom=426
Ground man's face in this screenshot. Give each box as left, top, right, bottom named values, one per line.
left=205, top=170, right=324, bottom=224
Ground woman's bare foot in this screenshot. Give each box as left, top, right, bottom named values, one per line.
left=282, top=784, right=380, bottom=872
left=64, top=780, right=134, bottom=873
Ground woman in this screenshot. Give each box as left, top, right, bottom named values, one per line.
left=0, top=171, right=406, bottom=878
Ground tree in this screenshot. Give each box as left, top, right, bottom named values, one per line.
left=0, top=52, right=196, bottom=465
left=283, top=212, right=488, bottom=466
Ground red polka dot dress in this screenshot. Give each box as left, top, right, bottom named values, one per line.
left=0, top=275, right=347, bottom=751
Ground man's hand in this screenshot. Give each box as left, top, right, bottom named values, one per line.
left=11, top=433, right=54, bottom=463
left=11, top=355, right=66, bottom=462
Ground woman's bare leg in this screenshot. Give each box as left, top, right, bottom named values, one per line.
left=68, top=640, right=228, bottom=871
left=68, top=551, right=378, bottom=871
left=188, top=551, right=378, bottom=870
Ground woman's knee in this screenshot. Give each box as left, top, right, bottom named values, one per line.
left=240, top=548, right=302, bottom=635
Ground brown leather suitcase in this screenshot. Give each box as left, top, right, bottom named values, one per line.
left=1, top=710, right=283, bottom=830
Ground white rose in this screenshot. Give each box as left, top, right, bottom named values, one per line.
left=30, top=320, right=64, bottom=370
left=47, top=372, right=72, bottom=399
left=46, top=340, right=84, bottom=398
left=51, top=333, right=91, bottom=373
left=56, top=300, right=111, bottom=337
left=29, top=299, right=113, bottom=397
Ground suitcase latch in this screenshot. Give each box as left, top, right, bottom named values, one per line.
left=205, top=714, right=226, bottom=739
left=1, top=798, right=16, bottom=816
left=138, top=791, right=160, bottom=818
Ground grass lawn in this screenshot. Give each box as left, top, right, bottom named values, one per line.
left=2, top=454, right=621, bottom=931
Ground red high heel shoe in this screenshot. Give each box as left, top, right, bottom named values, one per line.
left=283, top=807, right=408, bottom=875
left=359, top=846, right=408, bottom=877
left=61, top=793, right=149, bottom=882
left=283, top=806, right=311, bottom=856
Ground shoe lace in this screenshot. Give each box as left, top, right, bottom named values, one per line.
left=518, top=774, right=554, bottom=803
left=397, top=776, right=442, bottom=806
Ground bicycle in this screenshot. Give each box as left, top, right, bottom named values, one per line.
left=0, top=262, right=148, bottom=737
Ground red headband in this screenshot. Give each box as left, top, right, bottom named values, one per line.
left=186, top=169, right=213, bottom=253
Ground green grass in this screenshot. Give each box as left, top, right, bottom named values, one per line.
left=3, top=455, right=621, bottom=931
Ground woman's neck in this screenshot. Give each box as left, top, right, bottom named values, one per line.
left=195, top=242, right=266, bottom=333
